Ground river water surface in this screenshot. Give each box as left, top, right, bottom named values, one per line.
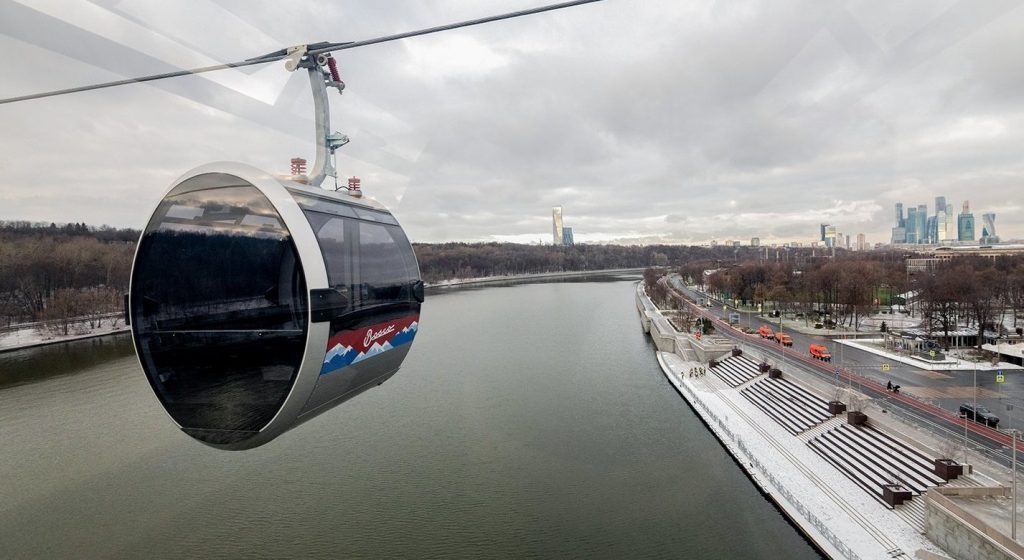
left=0, top=277, right=820, bottom=559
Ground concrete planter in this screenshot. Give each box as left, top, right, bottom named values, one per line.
left=934, top=458, right=963, bottom=481
left=759, top=362, right=770, bottom=373
left=768, top=368, right=782, bottom=379
left=847, top=411, right=867, bottom=425
left=731, top=348, right=742, bottom=357
left=827, top=401, right=847, bottom=415
left=882, top=484, right=912, bottom=507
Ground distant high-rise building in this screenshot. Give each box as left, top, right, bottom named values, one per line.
left=856, top=233, right=866, bottom=251
left=891, top=226, right=907, bottom=244
left=943, top=204, right=956, bottom=243
left=552, top=206, right=563, bottom=246
left=751, top=237, right=760, bottom=247
left=906, top=207, right=918, bottom=243
left=935, top=196, right=946, bottom=216
left=958, top=201, right=975, bottom=242
left=981, top=213, right=998, bottom=243
left=562, top=227, right=574, bottom=246
left=895, top=203, right=904, bottom=228
left=821, top=224, right=837, bottom=248
left=926, top=215, right=938, bottom=244
left=916, top=204, right=927, bottom=243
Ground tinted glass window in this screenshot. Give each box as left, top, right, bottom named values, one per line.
left=290, top=191, right=358, bottom=219
left=303, top=211, right=351, bottom=297
left=358, top=222, right=418, bottom=307
left=131, top=180, right=307, bottom=441
left=292, top=191, right=419, bottom=314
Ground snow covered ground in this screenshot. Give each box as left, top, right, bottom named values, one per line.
left=657, top=351, right=945, bottom=559
left=0, top=322, right=128, bottom=352
left=836, top=338, right=1023, bottom=371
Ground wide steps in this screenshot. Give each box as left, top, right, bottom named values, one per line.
left=710, top=355, right=762, bottom=387
left=740, top=377, right=831, bottom=435
left=895, top=496, right=926, bottom=533
left=807, top=423, right=944, bottom=508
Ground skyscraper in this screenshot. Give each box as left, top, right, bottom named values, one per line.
left=916, top=204, right=927, bottom=243
left=895, top=203, right=904, bottom=228
left=958, top=201, right=975, bottom=242
left=552, top=206, right=563, bottom=246
left=905, top=207, right=918, bottom=243
left=935, top=196, right=946, bottom=216
left=982, top=213, right=996, bottom=237
left=856, top=233, right=866, bottom=251
left=981, top=213, right=997, bottom=243
left=944, top=204, right=956, bottom=243
left=926, top=215, right=937, bottom=244
left=562, top=227, right=574, bottom=246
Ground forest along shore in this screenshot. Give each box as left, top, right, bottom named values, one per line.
left=425, top=268, right=644, bottom=290
left=0, top=268, right=643, bottom=353
left=3, top=218, right=748, bottom=352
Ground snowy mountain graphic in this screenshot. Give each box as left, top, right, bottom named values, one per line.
left=321, top=343, right=355, bottom=374
left=319, top=316, right=419, bottom=376
left=352, top=340, right=394, bottom=365
left=389, top=322, right=418, bottom=348
left=325, top=342, right=353, bottom=362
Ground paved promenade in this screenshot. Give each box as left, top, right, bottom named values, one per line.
left=658, top=351, right=942, bottom=559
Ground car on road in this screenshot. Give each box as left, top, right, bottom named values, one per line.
left=758, top=325, right=774, bottom=340
left=809, top=344, right=832, bottom=362
left=775, top=333, right=793, bottom=347
left=959, top=403, right=999, bottom=428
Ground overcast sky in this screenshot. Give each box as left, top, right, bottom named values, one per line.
left=1, top=0, right=1022, bottom=245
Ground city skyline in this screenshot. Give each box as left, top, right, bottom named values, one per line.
left=890, top=195, right=1001, bottom=246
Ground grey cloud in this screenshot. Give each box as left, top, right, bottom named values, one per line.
left=0, top=0, right=1021, bottom=246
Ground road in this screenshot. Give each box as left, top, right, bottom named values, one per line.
left=667, top=275, right=1024, bottom=469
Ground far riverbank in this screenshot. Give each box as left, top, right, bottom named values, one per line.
left=1, top=268, right=646, bottom=353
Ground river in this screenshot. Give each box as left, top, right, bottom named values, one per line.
left=0, top=276, right=820, bottom=559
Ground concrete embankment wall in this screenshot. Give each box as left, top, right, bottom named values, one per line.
left=925, top=490, right=1024, bottom=560
left=635, top=283, right=654, bottom=333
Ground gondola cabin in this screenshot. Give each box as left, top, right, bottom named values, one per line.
left=128, top=162, right=423, bottom=450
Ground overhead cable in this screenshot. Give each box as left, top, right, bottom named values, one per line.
left=0, top=0, right=603, bottom=106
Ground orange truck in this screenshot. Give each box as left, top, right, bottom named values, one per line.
left=775, top=332, right=793, bottom=347
left=809, top=344, right=832, bottom=361
left=758, top=325, right=775, bottom=339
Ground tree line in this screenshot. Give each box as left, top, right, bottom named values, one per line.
left=1, top=219, right=758, bottom=329
left=16, top=216, right=1020, bottom=348
left=683, top=253, right=1024, bottom=346
left=0, top=222, right=137, bottom=331
left=412, top=242, right=752, bottom=282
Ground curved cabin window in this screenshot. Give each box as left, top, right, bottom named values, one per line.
left=132, top=176, right=307, bottom=443
left=292, top=191, right=419, bottom=314
left=357, top=221, right=418, bottom=307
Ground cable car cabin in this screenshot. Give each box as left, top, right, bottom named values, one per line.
left=128, top=163, right=423, bottom=450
